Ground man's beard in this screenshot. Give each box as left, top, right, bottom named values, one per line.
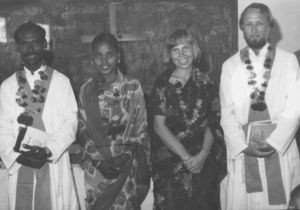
left=245, top=37, right=267, bottom=50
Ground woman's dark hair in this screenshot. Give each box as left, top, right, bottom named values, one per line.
left=14, top=21, right=46, bottom=43
left=91, top=33, right=118, bottom=52
left=91, top=33, right=127, bottom=73
left=239, top=3, right=274, bottom=30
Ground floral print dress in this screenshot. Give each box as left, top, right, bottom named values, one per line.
left=149, top=67, right=224, bottom=210
left=78, top=71, right=150, bottom=210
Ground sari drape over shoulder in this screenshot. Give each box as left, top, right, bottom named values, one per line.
left=78, top=71, right=150, bottom=210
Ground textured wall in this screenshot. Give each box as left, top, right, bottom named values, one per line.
left=0, top=0, right=237, bottom=96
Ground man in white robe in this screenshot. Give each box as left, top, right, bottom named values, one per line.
left=220, top=3, right=300, bottom=210
left=0, top=22, right=78, bottom=210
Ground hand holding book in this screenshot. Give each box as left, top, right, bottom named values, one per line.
left=14, top=126, right=52, bottom=153
left=243, top=142, right=275, bottom=158
left=16, top=144, right=48, bottom=169
left=242, top=120, right=276, bottom=158
left=15, top=126, right=53, bottom=168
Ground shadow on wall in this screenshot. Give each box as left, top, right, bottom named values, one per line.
left=269, top=18, right=282, bottom=46
left=295, top=50, right=300, bottom=64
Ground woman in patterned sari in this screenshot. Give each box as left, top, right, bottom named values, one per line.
left=148, top=29, right=225, bottom=210
left=78, top=33, right=150, bottom=210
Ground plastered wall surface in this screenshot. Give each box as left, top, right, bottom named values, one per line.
left=0, top=0, right=237, bottom=95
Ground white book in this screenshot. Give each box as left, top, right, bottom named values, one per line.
left=15, top=126, right=52, bottom=152
left=246, top=120, right=277, bottom=144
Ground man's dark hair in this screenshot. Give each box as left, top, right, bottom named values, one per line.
left=14, top=21, right=46, bottom=43
left=239, top=3, right=274, bottom=30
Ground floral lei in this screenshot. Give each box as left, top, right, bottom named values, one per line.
left=173, top=68, right=211, bottom=130
left=240, top=45, right=275, bottom=111
left=16, top=66, right=51, bottom=126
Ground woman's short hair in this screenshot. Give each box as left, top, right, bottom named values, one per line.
left=14, top=21, right=46, bottom=43
left=91, top=33, right=118, bottom=52
left=165, top=29, right=201, bottom=63
left=239, top=3, right=274, bottom=30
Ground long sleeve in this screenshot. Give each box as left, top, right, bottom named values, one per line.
left=46, top=77, right=78, bottom=163
left=219, top=60, right=248, bottom=159
left=0, top=80, right=21, bottom=174
left=266, top=54, right=300, bottom=155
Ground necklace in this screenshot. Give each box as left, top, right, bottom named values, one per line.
left=240, top=45, right=275, bottom=111
left=16, top=66, right=52, bottom=126
left=173, top=68, right=211, bottom=129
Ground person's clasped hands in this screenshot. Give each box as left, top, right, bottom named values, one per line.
left=92, top=153, right=131, bottom=179
left=243, top=136, right=275, bottom=158
left=16, top=144, right=51, bottom=169
left=183, top=149, right=209, bottom=174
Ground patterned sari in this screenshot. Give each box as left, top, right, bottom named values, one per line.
left=78, top=71, right=150, bottom=210
left=148, top=67, right=226, bottom=210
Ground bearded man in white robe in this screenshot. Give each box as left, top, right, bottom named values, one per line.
left=220, top=3, right=300, bottom=210
left=0, top=22, right=78, bottom=210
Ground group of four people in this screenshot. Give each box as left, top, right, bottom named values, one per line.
left=0, top=2, right=300, bottom=210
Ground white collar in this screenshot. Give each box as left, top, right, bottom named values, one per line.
left=24, top=65, right=46, bottom=76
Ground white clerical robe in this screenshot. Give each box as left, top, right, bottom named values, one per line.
left=0, top=67, right=79, bottom=210
left=220, top=45, right=300, bottom=210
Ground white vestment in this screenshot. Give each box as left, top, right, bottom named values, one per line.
left=0, top=67, right=79, bottom=210
left=220, top=45, right=300, bottom=210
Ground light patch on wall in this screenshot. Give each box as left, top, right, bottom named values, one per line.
left=37, top=23, right=50, bottom=49
left=0, top=17, right=7, bottom=43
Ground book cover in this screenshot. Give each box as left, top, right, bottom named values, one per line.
left=14, top=126, right=52, bottom=152
left=245, top=120, right=277, bottom=144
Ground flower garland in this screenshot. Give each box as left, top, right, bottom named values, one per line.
left=16, top=68, right=51, bottom=126
left=173, top=68, right=211, bottom=130
left=240, top=45, right=275, bottom=111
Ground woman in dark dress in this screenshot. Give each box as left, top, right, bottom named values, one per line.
left=148, top=29, right=224, bottom=210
